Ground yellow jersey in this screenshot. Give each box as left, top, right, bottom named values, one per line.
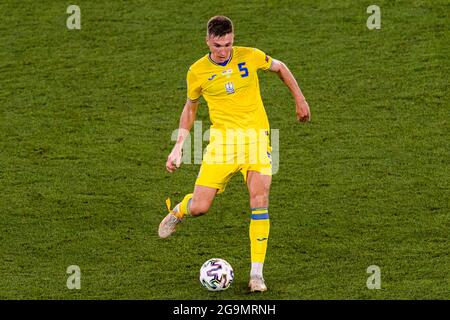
left=187, top=46, right=273, bottom=144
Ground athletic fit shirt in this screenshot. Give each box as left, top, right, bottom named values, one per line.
left=186, top=46, right=273, bottom=145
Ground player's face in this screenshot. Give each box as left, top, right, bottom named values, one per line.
left=206, top=33, right=234, bottom=64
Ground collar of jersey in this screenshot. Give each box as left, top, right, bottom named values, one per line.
left=208, top=48, right=234, bottom=67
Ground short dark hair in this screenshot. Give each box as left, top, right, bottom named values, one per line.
left=207, top=16, right=234, bottom=37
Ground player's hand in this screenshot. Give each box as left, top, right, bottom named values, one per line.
left=296, top=100, right=311, bottom=122
left=166, top=145, right=183, bottom=173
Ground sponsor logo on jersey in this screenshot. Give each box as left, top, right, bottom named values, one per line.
left=221, top=68, right=233, bottom=78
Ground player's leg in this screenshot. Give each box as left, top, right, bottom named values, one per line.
left=167, top=184, right=219, bottom=218
left=187, top=185, right=218, bottom=216
left=246, top=170, right=272, bottom=292
left=158, top=185, right=217, bottom=238
left=158, top=153, right=236, bottom=239
left=170, top=184, right=219, bottom=218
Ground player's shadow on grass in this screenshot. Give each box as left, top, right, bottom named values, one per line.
left=233, top=280, right=268, bottom=296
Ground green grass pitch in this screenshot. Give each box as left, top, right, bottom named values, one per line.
left=0, top=0, right=448, bottom=299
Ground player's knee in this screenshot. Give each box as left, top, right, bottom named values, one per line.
left=189, top=201, right=210, bottom=216
left=250, top=193, right=269, bottom=208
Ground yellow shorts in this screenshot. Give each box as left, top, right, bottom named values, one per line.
left=195, top=140, right=272, bottom=193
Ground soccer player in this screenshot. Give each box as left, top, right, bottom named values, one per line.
left=158, top=16, right=310, bottom=292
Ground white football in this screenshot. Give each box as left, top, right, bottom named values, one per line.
left=199, top=258, right=234, bottom=291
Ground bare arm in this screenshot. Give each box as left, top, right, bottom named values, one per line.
left=270, top=59, right=311, bottom=122
left=166, top=98, right=199, bottom=172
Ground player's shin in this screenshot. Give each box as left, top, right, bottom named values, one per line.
left=172, top=193, right=193, bottom=219
left=249, top=208, right=270, bottom=277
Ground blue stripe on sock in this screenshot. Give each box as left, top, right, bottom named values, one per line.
left=186, top=198, right=192, bottom=215
left=251, top=213, right=269, bottom=220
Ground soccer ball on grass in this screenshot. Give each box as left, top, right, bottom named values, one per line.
left=199, top=258, right=234, bottom=291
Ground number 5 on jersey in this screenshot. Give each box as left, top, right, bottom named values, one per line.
left=238, top=62, right=249, bottom=78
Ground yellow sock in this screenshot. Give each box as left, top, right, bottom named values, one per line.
left=249, top=208, right=270, bottom=263
left=172, top=193, right=193, bottom=219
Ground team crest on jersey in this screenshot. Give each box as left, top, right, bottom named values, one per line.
left=225, top=82, right=235, bottom=94
left=221, top=68, right=233, bottom=78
